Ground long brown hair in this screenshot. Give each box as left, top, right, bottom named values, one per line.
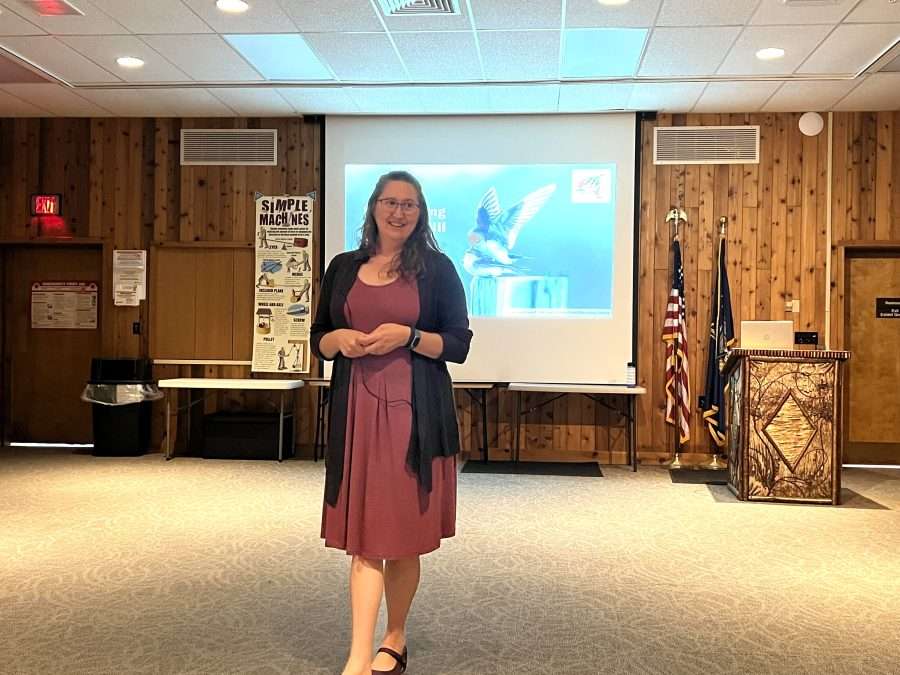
left=358, top=170, right=440, bottom=278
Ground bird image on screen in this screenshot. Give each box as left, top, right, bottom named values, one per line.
left=345, top=163, right=616, bottom=319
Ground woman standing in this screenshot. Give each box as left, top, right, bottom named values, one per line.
left=311, top=171, right=472, bottom=675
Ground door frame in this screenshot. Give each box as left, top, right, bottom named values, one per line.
left=835, top=241, right=900, bottom=464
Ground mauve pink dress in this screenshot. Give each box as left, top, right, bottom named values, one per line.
left=321, top=275, right=457, bottom=560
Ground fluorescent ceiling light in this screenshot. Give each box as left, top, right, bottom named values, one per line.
left=216, top=0, right=249, bottom=13
left=116, top=56, right=145, bottom=68
left=597, top=0, right=631, bottom=5
left=224, top=34, right=332, bottom=80
left=756, top=47, right=785, bottom=61
left=562, top=28, right=647, bottom=78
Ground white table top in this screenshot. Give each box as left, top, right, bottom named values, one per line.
left=508, top=382, right=647, bottom=395
left=158, top=378, right=305, bottom=390
left=300, top=378, right=495, bottom=389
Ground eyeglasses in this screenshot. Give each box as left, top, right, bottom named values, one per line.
left=376, top=198, right=420, bottom=213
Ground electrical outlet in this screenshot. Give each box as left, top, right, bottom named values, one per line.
left=784, top=299, right=799, bottom=313
left=132, top=322, right=141, bottom=335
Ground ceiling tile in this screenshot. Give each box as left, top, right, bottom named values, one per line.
left=845, top=0, right=900, bottom=23
left=470, top=0, right=561, bottom=30
left=302, top=32, right=404, bottom=82
left=691, top=81, right=781, bottom=112
left=208, top=87, right=294, bottom=115
left=60, top=35, right=189, bottom=83
left=279, top=0, right=383, bottom=33
left=833, top=73, right=900, bottom=110
left=0, top=36, right=119, bottom=83
left=639, top=26, right=740, bottom=77
left=484, top=84, right=559, bottom=113
left=142, top=34, right=263, bottom=81
left=761, top=80, right=861, bottom=112
left=392, top=31, right=482, bottom=82
left=89, top=0, right=212, bottom=34
left=9, top=0, right=128, bottom=34
left=417, top=85, right=491, bottom=113
left=797, top=23, right=900, bottom=75
left=182, top=0, right=298, bottom=33
left=77, top=87, right=235, bottom=116
left=0, top=5, right=45, bottom=35
left=479, top=30, right=559, bottom=81
left=565, top=0, right=662, bottom=29
left=717, top=25, right=832, bottom=75
left=0, top=86, right=48, bottom=114
left=382, top=1, right=472, bottom=32
left=1, top=82, right=111, bottom=114
left=558, top=82, right=633, bottom=112
left=657, top=0, right=757, bottom=27
left=224, top=34, right=332, bottom=80
left=277, top=86, right=359, bottom=113
left=562, top=28, right=647, bottom=78
left=627, top=81, right=705, bottom=112
left=750, top=0, right=856, bottom=25
left=348, top=85, right=424, bottom=114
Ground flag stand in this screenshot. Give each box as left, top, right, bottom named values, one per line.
left=663, top=207, right=688, bottom=470
left=703, top=216, right=731, bottom=471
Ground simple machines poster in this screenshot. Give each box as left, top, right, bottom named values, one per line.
left=252, top=195, right=313, bottom=374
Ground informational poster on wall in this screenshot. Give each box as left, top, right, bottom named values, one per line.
left=31, top=281, right=98, bottom=329
left=251, top=195, right=313, bottom=373
left=112, top=249, right=147, bottom=306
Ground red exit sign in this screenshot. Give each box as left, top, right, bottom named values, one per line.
left=31, top=194, right=62, bottom=216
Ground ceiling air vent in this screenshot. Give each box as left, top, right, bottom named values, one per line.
left=654, top=126, right=760, bottom=165
left=20, top=1, right=84, bottom=16
left=376, top=0, right=459, bottom=16
left=181, top=129, right=278, bottom=167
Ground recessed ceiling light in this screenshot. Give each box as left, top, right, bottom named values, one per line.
left=216, top=0, right=249, bottom=13
left=756, top=47, right=785, bottom=61
left=597, top=0, right=632, bottom=5
left=116, top=56, right=145, bottom=69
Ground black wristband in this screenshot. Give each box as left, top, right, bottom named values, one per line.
left=404, top=325, right=416, bottom=348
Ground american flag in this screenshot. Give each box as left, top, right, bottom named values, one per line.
left=663, top=239, right=691, bottom=444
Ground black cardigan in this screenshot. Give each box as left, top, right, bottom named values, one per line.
left=310, top=248, right=473, bottom=507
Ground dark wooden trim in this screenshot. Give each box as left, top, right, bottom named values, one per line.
left=151, top=240, right=253, bottom=249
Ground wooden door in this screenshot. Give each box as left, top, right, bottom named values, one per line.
left=2, top=245, right=102, bottom=443
left=845, top=255, right=900, bottom=464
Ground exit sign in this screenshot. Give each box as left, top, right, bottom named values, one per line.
left=31, top=194, right=62, bottom=216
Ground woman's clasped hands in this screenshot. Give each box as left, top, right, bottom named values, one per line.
left=333, top=324, right=411, bottom=358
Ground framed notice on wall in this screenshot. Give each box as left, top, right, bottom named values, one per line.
left=31, top=281, right=98, bottom=329
left=251, top=195, right=313, bottom=373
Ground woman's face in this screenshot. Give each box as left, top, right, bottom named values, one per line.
left=373, top=180, right=420, bottom=249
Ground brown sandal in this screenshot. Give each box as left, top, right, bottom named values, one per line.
left=371, top=645, right=407, bottom=674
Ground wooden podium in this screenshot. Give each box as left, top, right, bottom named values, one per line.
left=722, top=349, right=850, bottom=505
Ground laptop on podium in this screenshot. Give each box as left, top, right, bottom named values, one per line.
left=740, top=320, right=795, bottom=350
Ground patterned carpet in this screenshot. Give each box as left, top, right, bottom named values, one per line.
left=1, top=448, right=899, bottom=675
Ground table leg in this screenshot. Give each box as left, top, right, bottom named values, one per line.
left=629, top=396, right=637, bottom=472
left=314, top=387, right=323, bottom=462
left=165, top=392, right=171, bottom=460
left=278, top=390, right=285, bottom=462
left=513, top=390, right=522, bottom=463
left=481, top=388, right=489, bottom=463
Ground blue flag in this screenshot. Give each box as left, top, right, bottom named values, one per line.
left=701, top=235, right=735, bottom=447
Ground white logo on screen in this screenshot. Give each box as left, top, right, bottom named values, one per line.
left=571, top=169, right=611, bottom=204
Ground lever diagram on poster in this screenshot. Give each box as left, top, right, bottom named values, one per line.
left=251, top=194, right=313, bottom=373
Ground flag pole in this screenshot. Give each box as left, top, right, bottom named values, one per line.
left=705, top=215, right=729, bottom=470
left=663, top=206, right=687, bottom=469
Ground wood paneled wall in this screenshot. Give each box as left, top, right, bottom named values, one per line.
left=2, top=112, right=898, bottom=462
left=0, top=117, right=323, bottom=453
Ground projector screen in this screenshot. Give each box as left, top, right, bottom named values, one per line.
left=324, top=114, right=637, bottom=385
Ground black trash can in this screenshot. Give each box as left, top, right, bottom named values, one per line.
left=82, top=358, right=160, bottom=456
